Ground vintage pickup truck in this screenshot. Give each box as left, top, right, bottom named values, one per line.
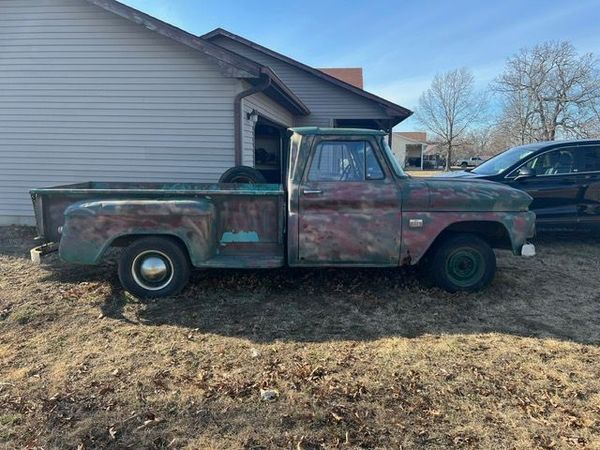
left=30, top=128, right=536, bottom=298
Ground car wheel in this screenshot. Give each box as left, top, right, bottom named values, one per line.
left=219, top=166, right=267, bottom=183
left=118, top=237, right=190, bottom=299
left=461, top=162, right=468, bottom=169
left=429, top=233, right=496, bottom=292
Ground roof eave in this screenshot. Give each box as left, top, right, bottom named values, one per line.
left=202, top=28, right=413, bottom=120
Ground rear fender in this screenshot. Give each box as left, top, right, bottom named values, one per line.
left=59, top=199, right=216, bottom=265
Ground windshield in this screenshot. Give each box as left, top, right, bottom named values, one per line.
left=472, top=143, right=543, bottom=175
left=380, top=137, right=406, bottom=177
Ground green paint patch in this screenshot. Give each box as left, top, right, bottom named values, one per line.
left=220, top=231, right=260, bottom=243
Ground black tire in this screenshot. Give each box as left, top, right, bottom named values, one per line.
left=429, top=233, right=496, bottom=293
left=118, top=237, right=190, bottom=299
left=461, top=162, right=468, bottom=169
left=219, top=166, right=266, bottom=184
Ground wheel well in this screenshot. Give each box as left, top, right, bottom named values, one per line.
left=426, top=221, right=512, bottom=257
left=110, top=234, right=191, bottom=261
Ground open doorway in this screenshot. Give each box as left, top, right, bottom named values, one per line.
left=405, top=143, right=424, bottom=169
left=254, top=117, right=287, bottom=183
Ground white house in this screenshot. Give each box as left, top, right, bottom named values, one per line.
left=391, top=132, right=427, bottom=169
left=0, top=0, right=411, bottom=225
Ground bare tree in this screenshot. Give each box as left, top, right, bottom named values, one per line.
left=494, top=41, right=600, bottom=142
left=463, top=126, right=493, bottom=157
left=416, top=68, right=486, bottom=170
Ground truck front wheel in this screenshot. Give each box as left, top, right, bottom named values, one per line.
left=429, top=234, right=496, bottom=293
left=118, top=237, right=190, bottom=299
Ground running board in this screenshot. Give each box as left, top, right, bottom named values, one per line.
left=196, top=254, right=284, bottom=269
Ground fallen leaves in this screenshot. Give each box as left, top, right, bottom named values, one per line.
left=1, top=226, right=600, bottom=448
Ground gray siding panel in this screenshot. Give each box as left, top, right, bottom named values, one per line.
left=210, top=36, right=388, bottom=127
left=0, top=0, right=240, bottom=222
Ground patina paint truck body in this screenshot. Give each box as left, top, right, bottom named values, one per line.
left=34, top=184, right=286, bottom=268
left=31, top=128, right=536, bottom=297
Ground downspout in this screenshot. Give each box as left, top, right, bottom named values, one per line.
left=234, top=72, right=271, bottom=167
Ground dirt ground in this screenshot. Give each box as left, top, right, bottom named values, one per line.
left=1, top=226, right=599, bottom=449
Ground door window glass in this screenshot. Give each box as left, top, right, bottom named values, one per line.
left=520, top=148, right=577, bottom=176
left=307, top=140, right=384, bottom=181
left=577, top=146, right=600, bottom=172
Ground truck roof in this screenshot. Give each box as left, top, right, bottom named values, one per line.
left=290, top=127, right=387, bottom=136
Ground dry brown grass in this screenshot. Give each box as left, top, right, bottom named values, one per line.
left=1, top=226, right=599, bottom=449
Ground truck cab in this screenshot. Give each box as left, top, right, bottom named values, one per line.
left=31, top=127, right=536, bottom=298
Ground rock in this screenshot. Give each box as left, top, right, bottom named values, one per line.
left=260, top=388, right=279, bottom=402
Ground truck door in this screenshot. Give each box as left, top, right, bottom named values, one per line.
left=297, top=137, right=402, bottom=265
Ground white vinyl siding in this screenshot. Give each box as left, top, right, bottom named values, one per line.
left=0, top=0, right=241, bottom=224
left=210, top=36, right=388, bottom=127
left=241, top=86, right=295, bottom=166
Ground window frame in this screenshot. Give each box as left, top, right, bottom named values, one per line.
left=304, top=137, right=387, bottom=183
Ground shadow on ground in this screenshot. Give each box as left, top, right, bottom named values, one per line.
left=15, top=227, right=600, bottom=346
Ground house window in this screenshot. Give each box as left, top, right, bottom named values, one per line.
left=307, top=140, right=384, bottom=181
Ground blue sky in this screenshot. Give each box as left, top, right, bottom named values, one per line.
left=121, top=0, right=600, bottom=130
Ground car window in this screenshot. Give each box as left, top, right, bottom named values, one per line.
left=519, top=148, right=578, bottom=176
left=577, top=145, right=600, bottom=173
left=472, top=143, right=542, bottom=175
left=307, top=140, right=384, bottom=182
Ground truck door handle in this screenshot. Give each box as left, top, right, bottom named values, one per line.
left=302, top=189, right=323, bottom=195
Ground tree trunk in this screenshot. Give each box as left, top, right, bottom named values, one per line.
left=445, top=144, right=452, bottom=171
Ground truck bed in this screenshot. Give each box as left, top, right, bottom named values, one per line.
left=31, top=182, right=285, bottom=267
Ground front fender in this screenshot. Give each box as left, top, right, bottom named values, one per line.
left=401, top=211, right=536, bottom=264
left=59, top=199, right=216, bottom=265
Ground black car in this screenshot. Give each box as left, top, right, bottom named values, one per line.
left=438, top=140, right=600, bottom=229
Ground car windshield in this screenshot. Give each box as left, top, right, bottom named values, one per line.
left=472, top=143, right=543, bottom=175
left=380, top=137, right=406, bottom=177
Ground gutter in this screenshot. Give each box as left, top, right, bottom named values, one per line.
left=234, top=72, right=271, bottom=166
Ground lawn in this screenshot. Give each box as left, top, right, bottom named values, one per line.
left=1, top=226, right=599, bottom=449
left=406, top=170, right=446, bottom=177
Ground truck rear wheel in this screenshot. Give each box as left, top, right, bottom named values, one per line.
left=429, top=233, right=496, bottom=293
left=118, top=237, right=190, bottom=299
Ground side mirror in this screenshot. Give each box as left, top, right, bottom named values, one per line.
left=515, top=167, right=535, bottom=180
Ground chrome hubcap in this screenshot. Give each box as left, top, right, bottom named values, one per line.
left=132, top=250, right=174, bottom=291
left=140, top=257, right=168, bottom=282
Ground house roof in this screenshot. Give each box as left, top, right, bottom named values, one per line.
left=318, top=68, right=364, bottom=89
left=392, top=132, right=427, bottom=145
left=201, top=28, right=413, bottom=124
left=397, top=131, right=427, bottom=142
left=84, top=0, right=309, bottom=115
